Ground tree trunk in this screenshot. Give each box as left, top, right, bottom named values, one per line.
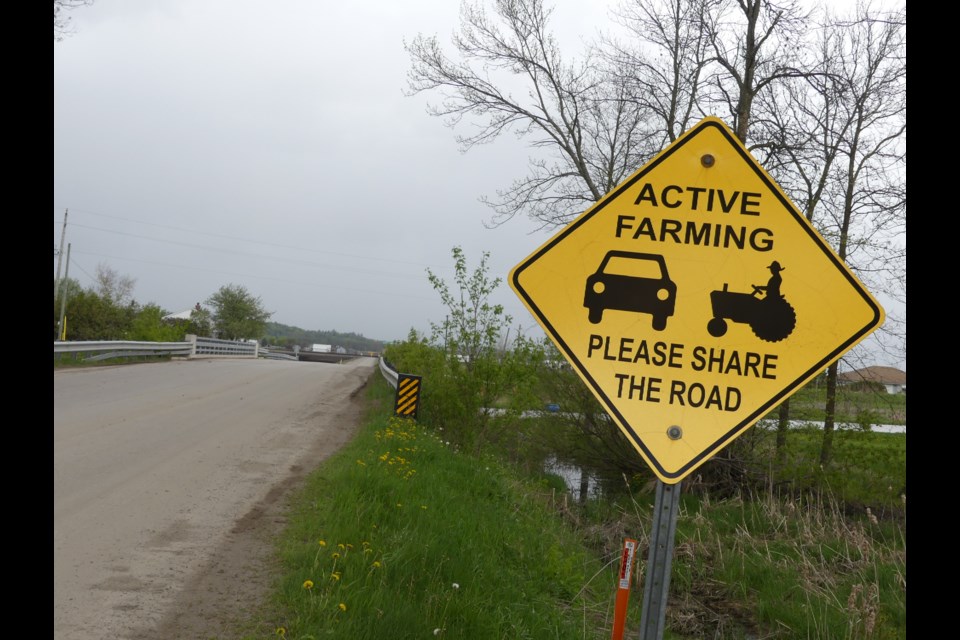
left=775, top=398, right=790, bottom=463
left=820, top=361, right=839, bottom=465
left=579, top=469, right=590, bottom=506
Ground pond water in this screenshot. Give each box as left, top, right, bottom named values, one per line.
left=543, top=455, right=600, bottom=501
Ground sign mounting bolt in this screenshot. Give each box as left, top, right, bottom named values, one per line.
left=667, top=426, right=683, bottom=440
left=701, top=154, right=715, bottom=168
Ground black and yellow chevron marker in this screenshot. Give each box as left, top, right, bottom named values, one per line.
left=394, top=374, right=422, bottom=419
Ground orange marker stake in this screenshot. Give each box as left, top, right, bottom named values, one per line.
left=611, top=538, right=638, bottom=640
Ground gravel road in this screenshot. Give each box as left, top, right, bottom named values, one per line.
left=53, top=356, right=377, bottom=640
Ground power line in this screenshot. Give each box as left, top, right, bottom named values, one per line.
left=54, top=207, right=451, bottom=272
left=64, top=248, right=437, bottom=302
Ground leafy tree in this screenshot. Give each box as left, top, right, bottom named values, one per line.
left=188, top=303, right=214, bottom=337
left=54, top=276, right=84, bottom=339
left=205, top=284, right=273, bottom=341
left=52, top=265, right=145, bottom=342
left=59, top=288, right=137, bottom=341
left=261, top=322, right=385, bottom=352
left=426, top=246, right=511, bottom=367
left=386, top=247, right=543, bottom=453
left=54, top=276, right=84, bottom=302
left=426, top=247, right=518, bottom=450
left=128, top=304, right=186, bottom=342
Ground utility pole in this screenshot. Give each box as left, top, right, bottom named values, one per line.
left=54, top=208, right=69, bottom=299
left=56, top=243, right=72, bottom=341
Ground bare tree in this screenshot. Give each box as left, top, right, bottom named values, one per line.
left=603, top=0, right=716, bottom=148
left=54, top=0, right=94, bottom=41
left=756, top=1, right=904, bottom=463
left=703, top=0, right=811, bottom=147
left=405, top=0, right=653, bottom=229
left=810, top=2, right=905, bottom=464
left=94, top=263, right=137, bottom=305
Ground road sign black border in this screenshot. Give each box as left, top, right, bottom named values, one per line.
left=511, top=118, right=884, bottom=481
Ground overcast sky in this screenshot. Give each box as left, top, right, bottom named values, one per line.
left=54, top=0, right=903, bottom=369
left=54, top=0, right=618, bottom=345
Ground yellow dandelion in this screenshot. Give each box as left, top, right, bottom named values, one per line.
left=372, top=561, right=381, bottom=568
left=332, top=552, right=340, bottom=559
left=346, top=543, right=354, bottom=550
left=331, top=572, right=341, bottom=581
left=302, top=579, right=314, bottom=590
left=338, top=543, right=346, bottom=551
left=421, top=505, right=428, bottom=510
left=338, top=603, right=347, bottom=612
left=276, top=627, right=286, bottom=637
left=356, top=459, right=366, bottom=466
left=318, top=540, right=327, bottom=547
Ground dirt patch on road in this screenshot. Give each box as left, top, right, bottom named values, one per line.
left=137, top=373, right=372, bottom=640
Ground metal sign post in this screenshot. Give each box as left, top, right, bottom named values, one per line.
left=639, top=480, right=682, bottom=640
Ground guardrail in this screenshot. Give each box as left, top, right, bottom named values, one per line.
left=260, top=348, right=298, bottom=361
left=54, top=340, right=194, bottom=361
left=379, top=356, right=399, bottom=389
left=54, top=334, right=263, bottom=361
left=377, top=357, right=423, bottom=419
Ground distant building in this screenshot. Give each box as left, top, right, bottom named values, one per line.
left=837, top=366, right=906, bottom=394
left=163, top=303, right=207, bottom=323
left=162, top=309, right=195, bottom=322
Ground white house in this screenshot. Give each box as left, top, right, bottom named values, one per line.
left=837, top=366, right=906, bottom=394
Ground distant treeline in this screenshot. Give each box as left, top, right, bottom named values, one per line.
left=261, top=322, right=385, bottom=353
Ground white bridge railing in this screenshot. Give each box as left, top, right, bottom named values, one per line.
left=53, top=334, right=266, bottom=361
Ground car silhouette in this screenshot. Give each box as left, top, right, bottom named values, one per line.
left=583, top=251, right=676, bottom=330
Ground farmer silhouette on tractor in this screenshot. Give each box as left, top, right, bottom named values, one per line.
left=706, top=260, right=796, bottom=343
left=758, top=261, right=784, bottom=299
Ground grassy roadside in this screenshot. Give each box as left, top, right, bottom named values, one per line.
left=236, top=374, right=905, bottom=639
left=237, top=376, right=626, bottom=639
left=782, top=385, right=907, bottom=426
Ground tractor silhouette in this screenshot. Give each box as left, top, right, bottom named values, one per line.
left=706, top=262, right=796, bottom=343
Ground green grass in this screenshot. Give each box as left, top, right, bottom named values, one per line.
left=580, top=484, right=905, bottom=639
left=781, top=385, right=906, bottom=426
left=759, top=426, right=907, bottom=514
left=245, top=378, right=625, bottom=639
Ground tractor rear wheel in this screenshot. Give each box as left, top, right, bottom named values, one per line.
left=751, top=299, right=796, bottom=342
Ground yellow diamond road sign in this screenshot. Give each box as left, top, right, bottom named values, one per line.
left=510, top=117, right=885, bottom=484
